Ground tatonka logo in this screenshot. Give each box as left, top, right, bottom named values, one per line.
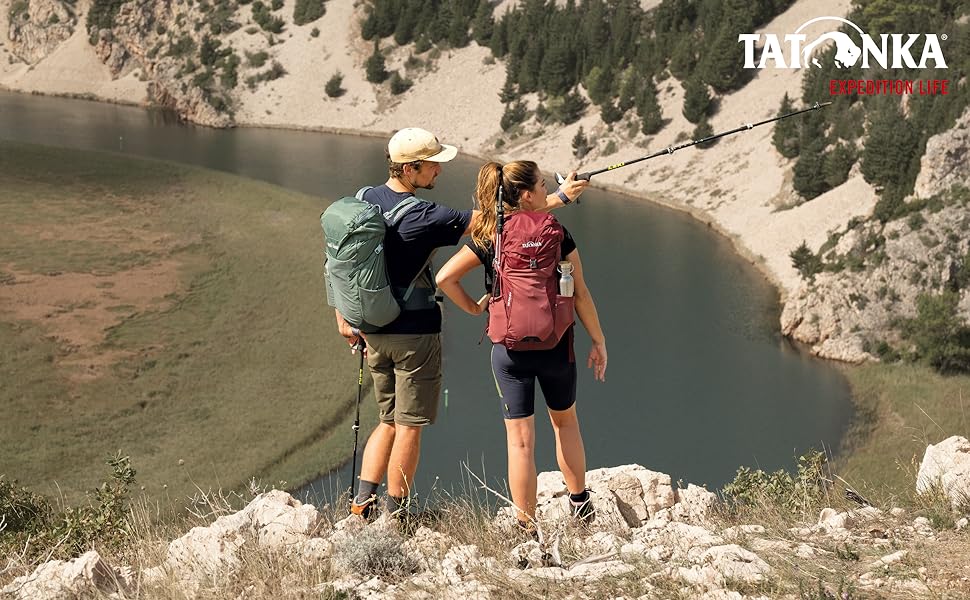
left=738, top=17, right=947, bottom=70
left=521, top=241, right=542, bottom=249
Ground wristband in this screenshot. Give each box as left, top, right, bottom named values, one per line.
left=556, top=188, right=572, bottom=205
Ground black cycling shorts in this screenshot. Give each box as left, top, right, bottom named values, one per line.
left=490, top=330, right=576, bottom=419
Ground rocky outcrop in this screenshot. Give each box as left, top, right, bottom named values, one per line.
left=5, top=459, right=970, bottom=599
left=781, top=191, right=970, bottom=363
left=91, top=0, right=232, bottom=127
left=918, top=436, right=970, bottom=508
left=915, top=107, right=970, bottom=199
left=6, top=0, right=76, bottom=64
left=1, top=551, right=131, bottom=599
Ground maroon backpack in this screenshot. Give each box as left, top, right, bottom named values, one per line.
left=487, top=211, right=575, bottom=350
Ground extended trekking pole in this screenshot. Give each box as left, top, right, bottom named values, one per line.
left=556, top=101, right=832, bottom=184
left=349, top=339, right=365, bottom=499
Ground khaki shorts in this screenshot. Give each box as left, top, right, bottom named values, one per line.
left=365, top=333, right=442, bottom=426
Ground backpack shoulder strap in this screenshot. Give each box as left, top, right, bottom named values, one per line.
left=355, top=186, right=373, bottom=200
left=383, top=195, right=426, bottom=225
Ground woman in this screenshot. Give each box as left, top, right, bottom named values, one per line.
left=435, top=161, right=608, bottom=531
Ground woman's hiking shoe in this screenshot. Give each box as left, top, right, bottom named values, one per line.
left=569, top=489, right=595, bottom=525
left=516, top=519, right=539, bottom=542
left=349, top=495, right=377, bottom=521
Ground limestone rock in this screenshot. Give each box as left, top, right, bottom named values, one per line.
left=700, top=544, right=772, bottom=584
left=7, top=0, right=76, bottom=64
left=781, top=201, right=970, bottom=363
left=917, top=436, right=970, bottom=508
left=1, top=551, right=130, bottom=600
left=914, top=106, right=970, bottom=199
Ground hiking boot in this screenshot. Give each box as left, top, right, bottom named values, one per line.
left=516, top=519, right=539, bottom=542
left=349, top=495, right=377, bottom=521
left=569, top=489, right=595, bottom=525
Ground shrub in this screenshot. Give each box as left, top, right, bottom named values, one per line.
left=245, top=50, right=269, bottom=68
left=325, top=71, right=344, bottom=98
left=310, top=27, right=320, bottom=37
left=389, top=71, right=413, bottom=95
left=294, top=0, right=325, bottom=25
left=365, top=42, right=388, bottom=83
left=572, top=126, right=591, bottom=158
left=790, top=241, right=822, bottom=280
left=331, top=526, right=418, bottom=580
left=9, top=1, right=28, bottom=22
left=0, top=453, right=137, bottom=561
left=693, top=117, right=716, bottom=149
left=500, top=101, right=528, bottom=132
left=722, top=450, right=829, bottom=514
left=901, top=291, right=970, bottom=374
left=86, top=0, right=128, bottom=43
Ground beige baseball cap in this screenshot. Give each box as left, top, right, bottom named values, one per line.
left=387, top=127, right=458, bottom=163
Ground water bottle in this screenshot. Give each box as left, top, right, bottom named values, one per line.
left=558, top=261, right=574, bottom=297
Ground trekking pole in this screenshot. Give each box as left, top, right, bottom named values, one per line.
left=492, top=166, right=505, bottom=295
left=349, top=339, right=365, bottom=498
left=556, top=101, right=832, bottom=184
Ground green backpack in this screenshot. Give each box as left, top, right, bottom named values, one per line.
left=321, top=187, right=435, bottom=332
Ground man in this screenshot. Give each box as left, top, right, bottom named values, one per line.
left=334, top=127, right=588, bottom=519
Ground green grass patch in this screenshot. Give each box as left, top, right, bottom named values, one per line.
left=835, top=361, right=970, bottom=502
left=0, top=141, right=367, bottom=505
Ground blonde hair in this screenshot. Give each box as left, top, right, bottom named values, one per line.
left=470, top=160, right=540, bottom=249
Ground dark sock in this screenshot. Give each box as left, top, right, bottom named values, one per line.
left=387, top=494, right=408, bottom=513
left=354, top=480, right=379, bottom=506
left=569, top=490, right=590, bottom=504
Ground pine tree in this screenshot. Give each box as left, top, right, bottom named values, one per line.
left=499, top=70, right=518, bottom=104
left=558, top=88, right=588, bottom=125
left=325, top=71, right=345, bottom=98
left=693, top=117, right=716, bottom=148
left=772, top=93, right=800, bottom=159
left=600, top=101, right=623, bottom=125
left=861, top=98, right=919, bottom=193
left=500, top=101, right=529, bottom=131
left=365, top=41, right=388, bottom=83
left=540, top=38, right=573, bottom=97
left=682, top=76, right=711, bottom=124
left=572, top=126, right=591, bottom=158
left=584, top=65, right=613, bottom=107
left=822, top=142, right=855, bottom=188
left=472, top=0, right=494, bottom=46
left=668, top=33, right=698, bottom=80
left=792, top=136, right=829, bottom=199
left=700, top=26, right=748, bottom=92
left=393, top=5, right=418, bottom=46
left=293, top=0, right=325, bottom=25
left=637, top=83, right=663, bottom=135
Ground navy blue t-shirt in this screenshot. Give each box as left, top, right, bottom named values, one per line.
left=362, top=185, right=472, bottom=334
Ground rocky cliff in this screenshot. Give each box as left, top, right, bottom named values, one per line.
left=782, top=108, right=970, bottom=363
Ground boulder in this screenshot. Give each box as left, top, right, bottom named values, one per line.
left=1, top=551, right=130, bottom=600
left=917, top=436, right=970, bottom=508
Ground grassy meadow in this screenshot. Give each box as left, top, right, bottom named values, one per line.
left=836, top=362, right=970, bottom=503
left=0, top=140, right=375, bottom=504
